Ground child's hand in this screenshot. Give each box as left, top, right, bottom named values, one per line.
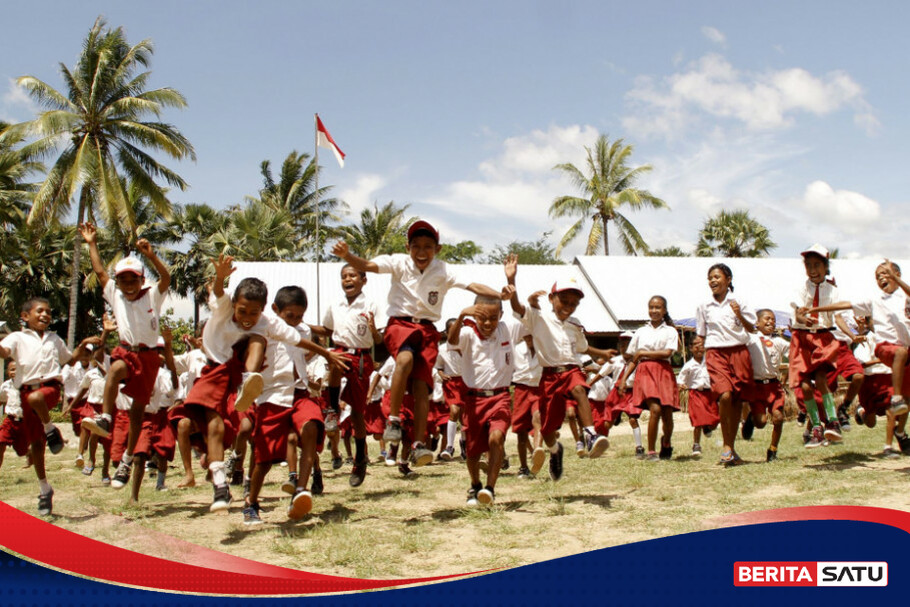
left=729, top=300, right=741, bottom=316
left=325, top=350, right=350, bottom=372
left=528, top=290, right=546, bottom=310
left=332, top=241, right=350, bottom=259
left=366, top=312, right=377, bottom=332
left=460, top=305, right=476, bottom=318
left=81, top=336, right=103, bottom=348
left=102, top=313, right=117, bottom=333
left=160, top=325, right=173, bottom=345
left=882, top=260, right=898, bottom=280
left=136, top=238, right=153, bottom=257
left=503, top=253, right=518, bottom=282
left=500, top=285, right=516, bottom=301
left=212, top=254, right=235, bottom=279
left=79, top=222, right=97, bottom=244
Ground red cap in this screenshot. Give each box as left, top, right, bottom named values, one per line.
left=407, top=220, right=439, bottom=243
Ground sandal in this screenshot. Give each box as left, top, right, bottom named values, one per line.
left=82, top=465, right=95, bottom=476
left=719, top=450, right=735, bottom=464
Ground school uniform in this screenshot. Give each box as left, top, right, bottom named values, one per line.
left=516, top=305, right=589, bottom=436
left=133, top=367, right=177, bottom=461
left=373, top=254, right=467, bottom=387
left=104, top=280, right=166, bottom=404
left=788, top=279, right=841, bottom=389
left=62, top=362, right=93, bottom=434
left=436, top=343, right=467, bottom=411
left=628, top=322, right=680, bottom=410
left=81, top=367, right=114, bottom=452
left=511, top=339, right=542, bottom=435
left=454, top=320, right=523, bottom=458
left=852, top=290, right=910, bottom=387
left=827, top=313, right=865, bottom=388
left=854, top=334, right=892, bottom=417
left=588, top=360, right=616, bottom=435
left=0, top=329, right=71, bottom=445
left=363, top=370, right=387, bottom=435
left=323, top=293, right=380, bottom=415
left=378, top=358, right=416, bottom=443
left=696, top=294, right=756, bottom=395
left=109, top=390, right=134, bottom=463
left=0, top=380, right=27, bottom=456
left=744, top=333, right=789, bottom=417
left=605, top=356, right=638, bottom=418
left=676, top=357, right=719, bottom=428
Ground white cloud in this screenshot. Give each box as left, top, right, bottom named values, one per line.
left=623, top=53, right=876, bottom=137
left=0, top=78, right=39, bottom=122
left=701, top=26, right=726, bottom=46
left=336, top=173, right=388, bottom=215
left=795, top=180, right=881, bottom=234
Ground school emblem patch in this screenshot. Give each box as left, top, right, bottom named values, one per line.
left=505, top=352, right=511, bottom=366
left=357, top=324, right=367, bottom=336
left=428, top=291, right=439, bottom=306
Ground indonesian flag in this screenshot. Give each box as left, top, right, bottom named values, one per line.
left=316, top=114, right=345, bottom=168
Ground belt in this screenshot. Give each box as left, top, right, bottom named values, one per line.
left=755, top=378, right=780, bottom=385
left=24, top=380, right=60, bottom=389
left=336, top=346, right=371, bottom=377
left=392, top=316, right=436, bottom=326
left=120, top=342, right=158, bottom=352
left=467, top=387, right=510, bottom=397
left=795, top=327, right=831, bottom=334
left=542, top=365, right=579, bottom=374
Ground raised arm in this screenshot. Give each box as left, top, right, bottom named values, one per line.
left=448, top=307, right=474, bottom=345
left=883, top=261, right=910, bottom=297
left=503, top=254, right=525, bottom=317
left=79, top=223, right=110, bottom=287
left=65, top=336, right=103, bottom=367
left=332, top=241, right=379, bottom=274
left=160, top=325, right=179, bottom=389
left=136, top=238, right=171, bottom=294
left=295, top=335, right=350, bottom=372
left=211, top=254, right=235, bottom=299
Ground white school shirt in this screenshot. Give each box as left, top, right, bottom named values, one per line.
left=202, top=292, right=302, bottom=365
left=368, top=371, right=383, bottom=402
left=455, top=321, right=524, bottom=391
left=588, top=365, right=614, bottom=401
left=746, top=333, right=789, bottom=381
left=173, top=349, right=208, bottom=392
left=790, top=279, right=840, bottom=331
left=627, top=322, right=679, bottom=357
left=289, top=324, right=312, bottom=391
left=0, top=379, right=22, bottom=418
left=307, top=348, right=328, bottom=395
left=511, top=339, right=541, bottom=387
left=431, top=373, right=444, bottom=402
left=0, top=329, right=72, bottom=388
left=322, top=293, right=380, bottom=350
left=852, top=290, right=910, bottom=347
left=103, top=279, right=165, bottom=347
left=696, top=294, right=756, bottom=349
left=435, top=343, right=463, bottom=377
left=146, top=367, right=177, bottom=413
left=372, top=254, right=467, bottom=322
left=81, top=367, right=106, bottom=404
left=61, top=362, right=89, bottom=398
left=832, top=310, right=858, bottom=344
left=517, top=305, right=588, bottom=367
left=676, top=357, right=711, bottom=390
left=854, top=334, right=890, bottom=376
left=257, top=328, right=300, bottom=409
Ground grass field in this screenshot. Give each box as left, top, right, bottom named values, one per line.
left=1, top=411, right=909, bottom=579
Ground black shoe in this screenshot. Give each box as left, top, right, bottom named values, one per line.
left=702, top=426, right=713, bottom=437
left=281, top=473, right=298, bottom=495
left=501, top=456, right=510, bottom=471
left=210, top=483, right=232, bottom=513
left=408, top=443, right=434, bottom=467
left=837, top=406, right=852, bottom=433
left=459, top=437, right=467, bottom=461
left=855, top=407, right=866, bottom=427
left=242, top=502, right=263, bottom=526
left=429, top=435, right=439, bottom=452
left=659, top=445, right=673, bottom=460
left=37, top=489, right=54, bottom=516
left=797, top=411, right=807, bottom=424
left=741, top=416, right=754, bottom=440
left=766, top=449, right=778, bottom=462
left=332, top=456, right=343, bottom=470
left=81, top=415, right=112, bottom=439
left=45, top=425, right=64, bottom=455
left=383, top=420, right=403, bottom=444
left=898, top=433, right=910, bottom=456
left=311, top=465, right=324, bottom=496
left=635, top=446, right=646, bottom=460
left=517, top=466, right=532, bottom=479
left=398, top=462, right=417, bottom=478
left=548, top=443, right=564, bottom=481
left=110, top=460, right=131, bottom=489
left=230, top=468, right=244, bottom=486
left=349, top=458, right=367, bottom=487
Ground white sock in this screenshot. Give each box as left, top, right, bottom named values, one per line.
left=210, top=461, right=226, bottom=486
left=101, top=413, right=112, bottom=422
left=43, top=421, right=55, bottom=432
left=38, top=478, right=52, bottom=495
left=583, top=425, right=596, bottom=435
left=389, top=415, right=401, bottom=423
left=121, top=452, right=132, bottom=466
left=446, top=420, right=458, bottom=446
left=548, top=442, right=560, bottom=454
left=892, top=395, right=905, bottom=404
left=633, top=427, right=642, bottom=447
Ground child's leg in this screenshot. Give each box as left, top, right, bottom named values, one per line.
left=343, top=434, right=352, bottom=459
left=843, top=374, right=864, bottom=411
left=388, top=351, right=415, bottom=419
left=769, top=409, right=784, bottom=450
left=517, top=432, right=530, bottom=469
left=660, top=405, right=674, bottom=446
left=532, top=410, right=543, bottom=449
left=101, top=361, right=129, bottom=419
left=286, top=431, right=299, bottom=476
left=814, top=368, right=838, bottom=423
left=155, top=454, right=167, bottom=490
left=629, top=416, right=643, bottom=449
left=297, top=421, right=319, bottom=489
left=411, top=379, right=430, bottom=448
left=647, top=400, right=661, bottom=452
left=25, top=392, right=58, bottom=444
left=466, top=455, right=482, bottom=488
left=800, top=380, right=822, bottom=427
left=565, top=406, right=581, bottom=444
left=176, top=419, right=196, bottom=488
left=693, top=426, right=702, bottom=444
left=204, top=410, right=226, bottom=481
left=885, top=411, right=897, bottom=448
left=568, top=385, right=598, bottom=430
left=485, top=429, right=505, bottom=489
left=101, top=447, right=111, bottom=480
left=88, top=435, right=98, bottom=466
left=717, top=391, right=737, bottom=453
left=446, top=405, right=460, bottom=449
left=125, top=399, right=148, bottom=466
left=352, top=409, right=368, bottom=464
left=891, top=347, right=908, bottom=402
left=243, top=336, right=267, bottom=373
left=327, top=365, right=344, bottom=415
left=0, top=444, right=6, bottom=471
left=130, top=454, right=147, bottom=503
left=77, top=427, right=90, bottom=458
left=246, top=462, right=271, bottom=506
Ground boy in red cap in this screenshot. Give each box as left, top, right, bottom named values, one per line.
left=79, top=222, right=172, bottom=489
left=503, top=255, right=616, bottom=480
left=332, top=220, right=505, bottom=468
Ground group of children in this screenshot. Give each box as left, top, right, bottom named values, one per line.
left=2, top=219, right=909, bottom=521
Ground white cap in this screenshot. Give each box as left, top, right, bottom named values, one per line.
left=114, top=256, right=144, bottom=277
left=156, top=337, right=165, bottom=348
left=800, top=244, right=829, bottom=259
left=550, top=277, right=585, bottom=298
left=620, top=331, right=635, bottom=339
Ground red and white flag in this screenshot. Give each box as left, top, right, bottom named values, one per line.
left=315, top=114, right=345, bottom=168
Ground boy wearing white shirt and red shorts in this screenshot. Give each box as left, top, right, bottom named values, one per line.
left=504, top=256, right=616, bottom=480
left=332, top=220, right=504, bottom=468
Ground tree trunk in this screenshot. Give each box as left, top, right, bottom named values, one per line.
left=602, top=216, right=610, bottom=256
left=66, top=188, right=89, bottom=349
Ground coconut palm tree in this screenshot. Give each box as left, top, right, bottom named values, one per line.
left=12, top=17, right=194, bottom=345
left=338, top=201, right=415, bottom=258
left=696, top=209, right=777, bottom=257
left=550, top=134, right=668, bottom=256
left=0, top=121, right=43, bottom=228
left=209, top=200, right=297, bottom=262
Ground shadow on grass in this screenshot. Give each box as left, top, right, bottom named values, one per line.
left=803, top=451, right=878, bottom=472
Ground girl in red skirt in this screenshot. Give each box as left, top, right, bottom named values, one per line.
left=676, top=336, right=718, bottom=457
left=696, top=264, right=756, bottom=465
left=619, top=296, right=680, bottom=461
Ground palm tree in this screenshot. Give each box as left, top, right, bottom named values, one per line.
left=550, top=134, right=668, bottom=256
left=250, top=150, right=346, bottom=259
left=647, top=246, right=691, bottom=257
left=209, top=200, right=298, bottom=262
left=0, top=121, right=43, bottom=227
left=696, top=209, right=777, bottom=257
left=339, top=201, right=415, bottom=258
left=12, top=17, right=195, bottom=346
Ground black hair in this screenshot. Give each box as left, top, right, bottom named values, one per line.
left=232, top=277, right=269, bottom=306
left=878, top=261, right=902, bottom=274
left=21, top=297, right=50, bottom=316
left=444, top=317, right=458, bottom=332
left=707, top=263, right=734, bottom=292
left=756, top=308, right=775, bottom=319
left=341, top=263, right=366, bottom=279
left=802, top=252, right=830, bottom=274
left=473, top=294, right=503, bottom=310
left=649, top=295, right=674, bottom=327
left=408, top=228, right=438, bottom=244
left=274, top=286, right=308, bottom=311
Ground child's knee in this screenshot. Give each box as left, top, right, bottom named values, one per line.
left=489, top=430, right=505, bottom=447
left=395, top=350, right=415, bottom=370
left=565, top=407, right=576, bottom=421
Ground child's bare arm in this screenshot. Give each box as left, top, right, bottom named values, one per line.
left=883, top=260, right=910, bottom=296
left=465, top=282, right=505, bottom=300
left=295, top=336, right=350, bottom=372
left=367, top=312, right=382, bottom=345
left=160, top=326, right=179, bottom=388
left=808, top=301, right=853, bottom=314
left=366, top=372, right=380, bottom=402
left=729, top=301, right=755, bottom=333
left=308, top=324, right=332, bottom=339
left=211, top=254, right=235, bottom=298
left=502, top=254, right=525, bottom=316
left=448, top=307, right=474, bottom=345
left=137, top=239, right=171, bottom=294
left=586, top=346, right=619, bottom=361
left=79, top=223, right=110, bottom=287
left=66, top=336, right=103, bottom=366
left=332, top=241, right=379, bottom=273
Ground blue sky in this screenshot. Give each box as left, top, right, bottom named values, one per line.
left=2, top=1, right=909, bottom=260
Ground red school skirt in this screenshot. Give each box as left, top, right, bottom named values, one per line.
left=705, top=345, right=753, bottom=396
left=687, top=388, right=720, bottom=428
left=632, top=360, right=679, bottom=410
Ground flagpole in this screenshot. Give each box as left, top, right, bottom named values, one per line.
left=314, top=113, right=321, bottom=324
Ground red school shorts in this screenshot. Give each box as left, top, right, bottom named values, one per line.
left=632, top=360, right=679, bottom=410
left=18, top=382, right=61, bottom=445
left=428, top=399, right=449, bottom=429
left=0, top=416, right=29, bottom=456
left=590, top=398, right=618, bottom=436
left=443, top=377, right=467, bottom=409
left=606, top=384, right=639, bottom=418
left=511, top=383, right=541, bottom=434
left=111, top=347, right=160, bottom=406
left=253, top=399, right=324, bottom=465
left=110, top=409, right=131, bottom=463
left=68, top=397, right=95, bottom=435
left=133, top=410, right=176, bottom=460
left=874, top=342, right=910, bottom=395
left=364, top=398, right=386, bottom=435
left=383, top=318, right=439, bottom=389
left=827, top=341, right=865, bottom=385
left=538, top=367, right=588, bottom=436
left=705, top=345, right=753, bottom=396
left=336, top=349, right=375, bottom=414
left=742, top=380, right=785, bottom=418
left=686, top=388, right=720, bottom=428
left=462, top=391, right=511, bottom=459
left=167, top=403, right=238, bottom=453
left=859, top=373, right=892, bottom=417
left=788, top=330, right=839, bottom=389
